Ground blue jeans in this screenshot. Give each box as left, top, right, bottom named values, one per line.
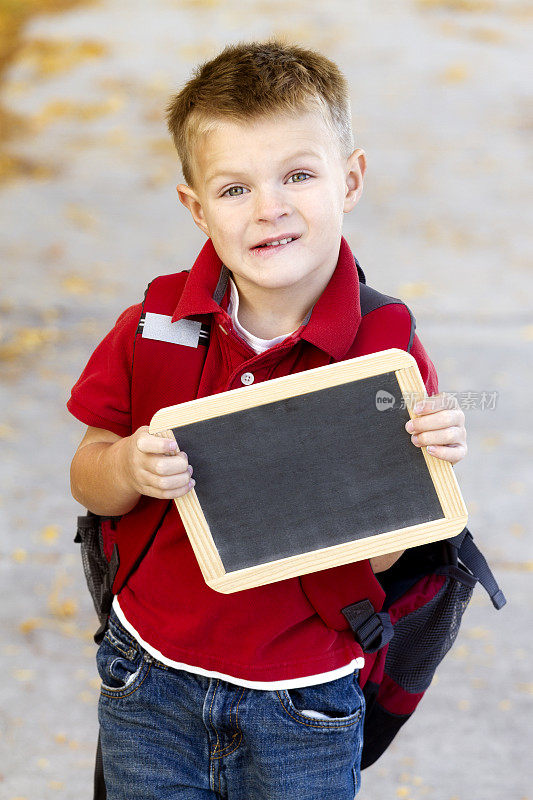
left=96, top=608, right=365, bottom=799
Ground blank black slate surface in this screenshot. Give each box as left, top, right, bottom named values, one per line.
left=172, top=371, right=444, bottom=573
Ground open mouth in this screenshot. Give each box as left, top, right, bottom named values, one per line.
left=252, top=235, right=300, bottom=251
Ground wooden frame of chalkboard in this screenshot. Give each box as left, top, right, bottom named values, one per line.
left=149, top=348, right=467, bottom=594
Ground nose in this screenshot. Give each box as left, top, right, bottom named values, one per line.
left=253, top=185, right=291, bottom=224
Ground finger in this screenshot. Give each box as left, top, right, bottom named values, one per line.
left=139, top=468, right=195, bottom=498
left=138, top=483, right=196, bottom=500
left=156, top=476, right=196, bottom=499
left=413, top=393, right=459, bottom=415
left=406, top=408, right=464, bottom=434
left=137, top=432, right=182, bottom=456
left=410, top=425, right=465, bottom=448
left=153, top=470, right=192, bottom=493
left=425, top=443, right=467, bottom=464
left=152, top=454, right=191, bottom=477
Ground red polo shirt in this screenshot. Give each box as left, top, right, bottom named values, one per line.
left=68, top=238, right=438, bottom=689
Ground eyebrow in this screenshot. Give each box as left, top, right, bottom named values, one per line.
left=205, top=149, right=324, bottom=186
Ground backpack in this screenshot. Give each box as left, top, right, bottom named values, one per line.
left=73, top=260, right=506, bottom=797
left=343, top=529, right=505, bottom=768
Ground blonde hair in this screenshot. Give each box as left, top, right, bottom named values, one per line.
left=166, top=40, right=354, bottom=187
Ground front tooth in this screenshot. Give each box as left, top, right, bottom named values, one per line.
left=265, top=238, right=292, bottom=247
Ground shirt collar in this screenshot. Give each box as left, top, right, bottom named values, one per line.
left=171, top=238, right=229, bottom=323
left=171, top=235, right=362, bottom=360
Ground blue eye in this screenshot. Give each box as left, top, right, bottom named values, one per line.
left=288, top=172, right=310, bottom=183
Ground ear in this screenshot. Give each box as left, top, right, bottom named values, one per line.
left=343, top=148, right=366, bottom=214
left=177, top=184, right=210, bottom=237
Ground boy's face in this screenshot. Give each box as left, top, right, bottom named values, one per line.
left=177, top=110, right=365, bottom=306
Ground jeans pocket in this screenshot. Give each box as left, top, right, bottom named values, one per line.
left=278, top=671, right=364, bottom=730
left=96, top=627, right=152, bottom=698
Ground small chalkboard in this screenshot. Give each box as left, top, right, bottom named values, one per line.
left=149, top=349, right=467, bottom=593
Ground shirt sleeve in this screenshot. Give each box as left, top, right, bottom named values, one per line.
left=410, top=331, right=439, bottom=398
left=66, top=303, right=142, bottom=437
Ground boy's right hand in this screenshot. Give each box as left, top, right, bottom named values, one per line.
left=122, top=426, right=195, bottom=500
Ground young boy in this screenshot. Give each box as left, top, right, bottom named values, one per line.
left=68, top=41, right=467, bottom=799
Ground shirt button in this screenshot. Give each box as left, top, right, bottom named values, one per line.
left=241, top=372, right=255, bottom=385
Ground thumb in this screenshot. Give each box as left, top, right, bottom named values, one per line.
left=136, top=427, right=178, bottom=455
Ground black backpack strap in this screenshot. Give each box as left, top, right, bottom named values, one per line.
left=341, top=599, right=394, bottom=653
left=93, top=730, right=106, bottom=799
left=100, top=544, right=119, bottom=610
left=354, top=255, right=366, bottom=285
left=113, top=500, right=173, bottom=598
left=449, top=527, right=507, bottom=610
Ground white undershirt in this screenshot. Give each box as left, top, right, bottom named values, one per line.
left=227, top=276, right=297, bottom=353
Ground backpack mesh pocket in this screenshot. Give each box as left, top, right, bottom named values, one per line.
left=75, top=512, right=113, bottom=622
left=385, top=566, right=476, bottom=694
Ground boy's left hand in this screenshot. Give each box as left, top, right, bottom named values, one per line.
left=405, top=393, right=467, bottom=465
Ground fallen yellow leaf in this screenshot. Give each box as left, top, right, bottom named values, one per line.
left=65, top=203, right=99, bottom=230
left=19, top=617, right=43, bottom=634
left=0, top=151, right=56, bottom=184
left=13, top=668, right=34, bottom=682
left=397, top=282, right=433, bottom=300
left=52, top=598, right=78, bottom=618
left=0, top=326, right=59, bottom=362
left=40, top=524, right=60, bottom=544
left=0, top=423, right=16, bottom=439
left=480, top=434, right=501, bottom=452
left=34, top=96, right=124, bottom=128
left=416, top=0, right=495, bottom=10
left=442, top=63, right=469, bottom=83
left=18, top=38, right=107, bottom=78
left=47, top=571, right=78, bottom=619
left=60, top=273, right=94, bottom=295
left=470, top=26, right=505, bottom=43
left=465, top=626, right=491, bottom=639
left=450, top=644, right=469, bottom=659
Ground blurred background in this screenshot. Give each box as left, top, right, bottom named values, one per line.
left=0, top=0, right=531, bottom=797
